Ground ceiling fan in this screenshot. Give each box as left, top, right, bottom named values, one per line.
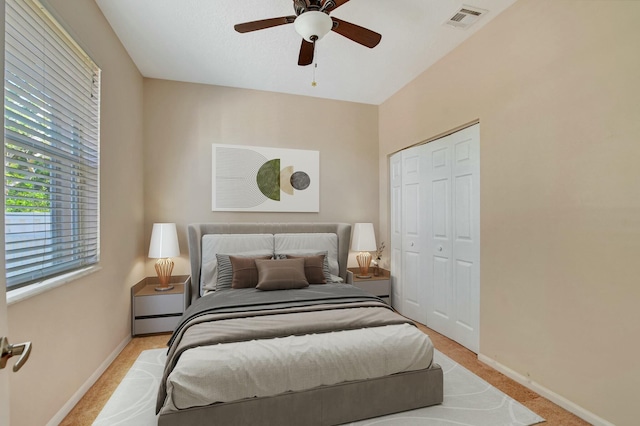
left=234, top=0, right=382, bottom=66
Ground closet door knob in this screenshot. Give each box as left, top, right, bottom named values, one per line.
left=437, top=246, right=443, bottom=252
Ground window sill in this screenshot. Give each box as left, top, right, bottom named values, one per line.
left=7, top=266, right=102, bottom=306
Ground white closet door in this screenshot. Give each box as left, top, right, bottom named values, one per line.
left=389, top=152, right=403, bottom=312
left=400, top=146, right=427, bottom=324
left=425, top=137, right=454, bottom=337
left=450, top=125, right=480, bottom=353
left=425, top=124, right=480, bottom=353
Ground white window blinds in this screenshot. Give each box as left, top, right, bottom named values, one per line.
left=4, top=0, right=100, bottom=289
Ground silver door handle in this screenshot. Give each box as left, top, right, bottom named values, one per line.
left=437, top=246, right=443, bottom=252
left=0, top=336, right=32, bottom=372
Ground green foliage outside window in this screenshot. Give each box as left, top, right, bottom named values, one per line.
left=5, top=104, right=52, bottom=213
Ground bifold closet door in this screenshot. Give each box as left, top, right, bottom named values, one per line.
left=390, top=147, right=428, bottom=324
left=425, top=124, right=480, bottom=353
left=390, top=124, right=479, bottom=353
left=399, top=146, right=428, bottom=324
left=389, top=152, right=403, bottom=313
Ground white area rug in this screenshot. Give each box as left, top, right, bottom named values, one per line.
left=93, top=349, right=544, bottom=426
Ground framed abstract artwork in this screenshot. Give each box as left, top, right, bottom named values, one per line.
left=212, top=144, right=319, bottom=212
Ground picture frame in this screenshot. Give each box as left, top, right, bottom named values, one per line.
left=212, top=144, right=319, bottom=212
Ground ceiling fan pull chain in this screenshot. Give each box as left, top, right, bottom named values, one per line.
left=312, top=41, right=318, bottom=87
left=312, top=63, right=318, bottom=87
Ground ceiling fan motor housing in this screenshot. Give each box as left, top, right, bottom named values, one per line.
left=294, top=11, right=333, bottom=42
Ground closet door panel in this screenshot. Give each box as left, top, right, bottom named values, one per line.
left=454, top=259, right=474, bottom=331
left=454, top=174, right=472, bottom=241
left=389, top=153, right=403, bottom=311
left=403, top=182, right=421, bottom=317
left=432, top=255, right=451, bottom=322
left=404, top=251, right=421, bottom=311
left=401, top=148, right=427, bottom=323
left=425, top=138, right=453, bottom=334
left=432, top=179, right=449, bottom=239
left=450, top=125, right=480, bottom=353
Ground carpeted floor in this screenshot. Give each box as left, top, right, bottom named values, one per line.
left=62, top=325, right=591, bottom=425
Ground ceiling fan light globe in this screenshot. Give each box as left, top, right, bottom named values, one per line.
left=294, top=11, right=332, bottom=42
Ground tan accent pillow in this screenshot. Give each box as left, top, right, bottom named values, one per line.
left=255, top=258, right=309, bottom=291
left=230, top=255, right=271, bottom=289
left=285, top=254, right=327, bottom=284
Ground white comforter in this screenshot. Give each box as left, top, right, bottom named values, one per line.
left=165, top=323, right=433, bottom=410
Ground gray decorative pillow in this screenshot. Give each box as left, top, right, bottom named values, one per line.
left=215, top=254, right=234, bottom=290
left=255, top=258, right=309, bottom=291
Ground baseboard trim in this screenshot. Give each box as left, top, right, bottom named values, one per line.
left=478, top=353, right=614, bottom=426
left=47, top=335, right=131, bottom=426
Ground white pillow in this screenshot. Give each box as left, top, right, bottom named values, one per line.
left=200, top=234, right=273, bottom=295
left=274, top=233, right=339, bottom=276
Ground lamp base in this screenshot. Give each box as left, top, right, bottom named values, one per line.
left=356, top=251, right=372, bottom=280
left=154, top=258, right=175, bottom=292
left=154, top=284, right=175, bottom=292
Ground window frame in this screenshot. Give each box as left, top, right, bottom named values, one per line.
left=4, top=0, right=101, bottom=294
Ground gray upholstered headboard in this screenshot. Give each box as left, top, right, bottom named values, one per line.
left=187, top=223, right=352, bottom=305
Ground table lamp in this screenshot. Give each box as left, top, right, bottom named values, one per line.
left=351, top=223, right=377, bottom=279
left=148, top=223, right=180, bottom=291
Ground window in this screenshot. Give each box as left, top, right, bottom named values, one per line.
left=4, top=0, right=100, bottom=289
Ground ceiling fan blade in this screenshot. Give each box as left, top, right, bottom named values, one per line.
left=234, top=16, right=296, bottom=33
left=323, top=0, right=350, bottom=13
left=331, top=17, right=381, bottom=48
left=298, top=39, right=315, bottom=66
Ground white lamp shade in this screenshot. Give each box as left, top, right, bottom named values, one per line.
left=148, top=223, right=180, bottom=258
left=294, top=11, right=333, bottom=42
left=351, top=223, right=377, bottom=252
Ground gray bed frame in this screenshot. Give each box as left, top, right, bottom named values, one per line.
left=158, top=222, right=443, bottom=426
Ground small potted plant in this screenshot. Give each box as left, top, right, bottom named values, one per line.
left=372, top=242, right=385, bottom=276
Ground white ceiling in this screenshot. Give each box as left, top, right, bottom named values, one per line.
left=95, top=0, right=517, bottom=105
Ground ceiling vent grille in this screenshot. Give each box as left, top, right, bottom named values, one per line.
left=445, top=5, right=488, bottom=29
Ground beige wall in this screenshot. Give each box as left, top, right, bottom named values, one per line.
left=143, top=80, right=380, bottom=275
left=6, top=1, right=145, bottom=425
left=379, top=1, right=640, bottom=425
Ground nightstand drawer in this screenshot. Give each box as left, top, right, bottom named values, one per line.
left=134, top=293, right=183, bottom=316
left=134, top=316, right=181, bottom=335
left=354, top=279, right=390, bottom=297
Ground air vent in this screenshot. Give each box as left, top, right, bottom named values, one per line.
left=445, top=5, right=488, bottom=29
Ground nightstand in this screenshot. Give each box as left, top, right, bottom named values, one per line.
left=348, top=268, right=390, bottom=304
left=131, top=275, right=190, bottom=336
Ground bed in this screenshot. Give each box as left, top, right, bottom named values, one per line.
left=156, top=223, right=443, bottom=425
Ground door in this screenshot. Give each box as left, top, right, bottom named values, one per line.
left=424, top=136, right=454, bottom=338
left=0, top=282, right=8, bottom=426
left=389, top=152, right=403, bottom=312
left=1, top=4, right=9, bottom=424
left=400, top=147, right=428, bottom=324
left=425, top=124, right=480, bottom=353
